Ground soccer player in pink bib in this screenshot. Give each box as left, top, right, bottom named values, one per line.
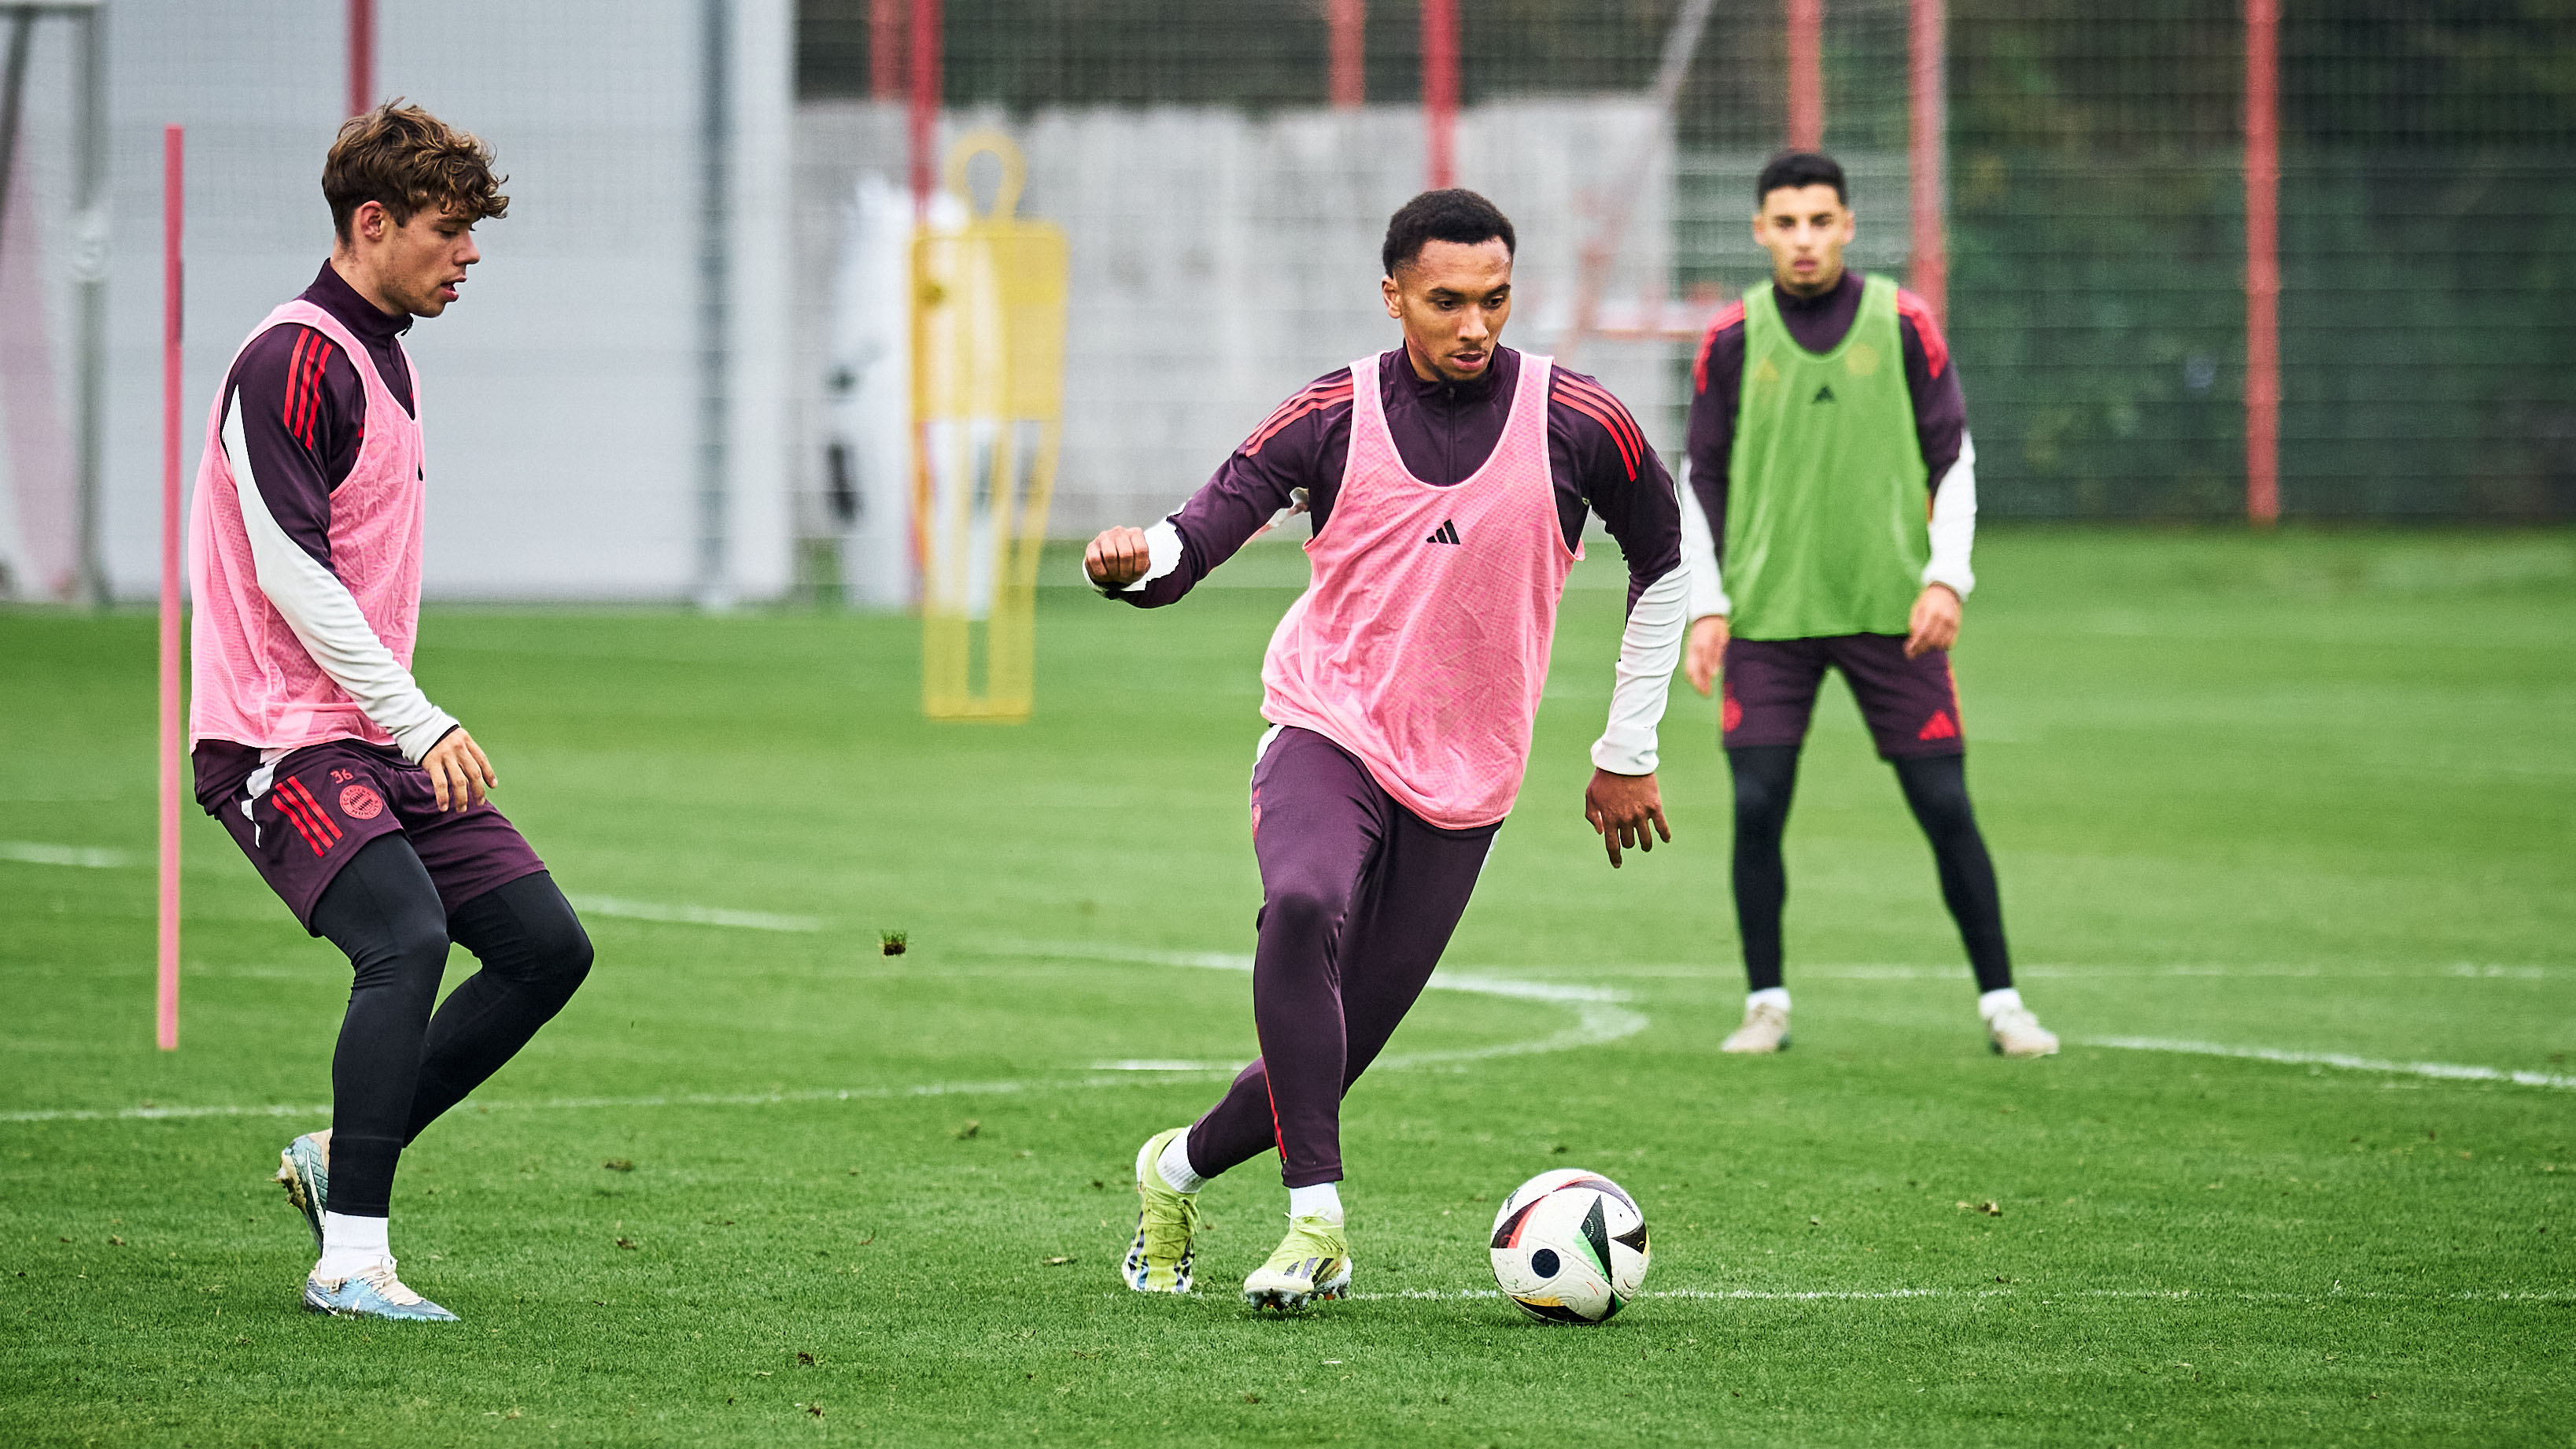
left=1087, top=190, right=1686, bottom=1310
left=189, top=105, right=592, bottom=1321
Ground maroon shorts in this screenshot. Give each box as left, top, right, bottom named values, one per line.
left=207, top=740, right=546, bottom=932
left=1720, top=634, right=1966, bottom=760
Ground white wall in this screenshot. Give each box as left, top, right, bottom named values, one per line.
left=795, top=98, right=1681, bottom=568
left=65, top=0, right=791, bottom=602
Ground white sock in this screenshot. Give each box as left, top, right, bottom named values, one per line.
left=315, top=1211, right=390, bottom=1281
left=1747, top=987, right=1791, bottom=1013
left=1153, top=1133, right=1205, bottom=1194
left=1287, top=1182, right=1344, bottom=1223
left=1978, top=987, right=2024, bottom=1022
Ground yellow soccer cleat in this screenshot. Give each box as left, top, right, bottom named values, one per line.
left=1242, top=1214, right=1351, bottom=1312
left=1121, top=1127, right=1201, bottom=1294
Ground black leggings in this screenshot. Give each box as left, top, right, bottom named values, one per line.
left=309, top=835, right=593, bottom=1218
left=1727, top=745, right=2012, bottom=996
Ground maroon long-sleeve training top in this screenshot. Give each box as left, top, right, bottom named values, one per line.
left=1121, top=345, right=1683, bottom=611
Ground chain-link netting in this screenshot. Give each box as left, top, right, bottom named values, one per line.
left=799, top=0, right=2576, bottom=530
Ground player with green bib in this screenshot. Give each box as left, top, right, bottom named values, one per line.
left=1681, top=150, right=2057, bottom=1058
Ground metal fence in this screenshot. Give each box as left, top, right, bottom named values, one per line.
left=799, top=0, right=2576, bottom=523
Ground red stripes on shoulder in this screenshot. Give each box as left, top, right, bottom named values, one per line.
left=280, top=326, right=338, bottom=450
left=1552, top=371, right=1645, bottom=482
left=1242, top=373, right=1356, bottom=456
left=1894, top=288, right=1950, bottom=379
left=1691, top=299, right=1747, bottom=395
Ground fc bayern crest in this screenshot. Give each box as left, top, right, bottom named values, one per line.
left=339, top=783, right=386, bottom=820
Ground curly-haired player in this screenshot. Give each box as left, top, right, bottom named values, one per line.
left=189, top=102, right=592, bottom=1321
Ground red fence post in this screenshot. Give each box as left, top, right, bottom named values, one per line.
left=2244, top=0, right=2280, bottom=526
left=158, top=124, right=183, bottom=1052
left=1422, top=0, right=1456, bottom=187
left=1787, top=0, right=1823, bottom=150
left=870, top=0, right=906, bottom=102
left=909, top=0, right=940, bottom=217
left=1907, top=0, right=1946, bottom=323
left=1329, top=0, right=1366, bottom=109
left=346, top=0, right=373, bottom=116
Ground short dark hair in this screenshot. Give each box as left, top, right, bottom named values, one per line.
left=1756, top=150, right=1846, bottom=206
left=324, top=100, right=509, bottom=243
left=1381, top=189, right=1516, bottom=277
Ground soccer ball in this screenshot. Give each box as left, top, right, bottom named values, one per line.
left=1488, top=1168, right=1649, bottom=1323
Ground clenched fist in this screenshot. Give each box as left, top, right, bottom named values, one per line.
left=1085, top=527, right=1152, bottom=590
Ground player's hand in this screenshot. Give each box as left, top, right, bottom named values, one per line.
left=1084, top=527, right=1152, bottom=590
left=1583, top=769, right=1670, bottom=869
left=1684, top=615, right=1730, bottom=697
left=1904, top=584, right=1962, bottom=659
left=423, top=727, right=495, bottom=814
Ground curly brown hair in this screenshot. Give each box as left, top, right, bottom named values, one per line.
left=323, top=101, right=510, bottom=243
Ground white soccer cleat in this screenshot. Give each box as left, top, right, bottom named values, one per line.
left=1986, top=1004, right=2059, bottom=1058
left=1721, top=1000, right=1790, bottom=1054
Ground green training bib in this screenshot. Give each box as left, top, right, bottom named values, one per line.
left=1723, top=273, right=1928, bottom=640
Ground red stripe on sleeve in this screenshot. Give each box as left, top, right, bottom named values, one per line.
left=1895, top=289, right=1950, bottom=379
left=1692, top=299, right=1747, bottom=395
left=1555, top=391, right=1640, bottom=481
left=1243, top=380, right=1354, bottom=457
left=290, top=331, right=324, bottom=448
left=281, top=331, right=314, bottom=446
left=1557, top=375, right=1648, bottom=461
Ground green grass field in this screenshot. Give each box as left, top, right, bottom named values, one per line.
left=3, top=528, right=2572, bottom=1447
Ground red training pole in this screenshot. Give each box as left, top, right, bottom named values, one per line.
left=1328, top=0, right=1365, bottom=110
left=908, top=0, right=940, bottom=218
left=157, top=125, right=183, bottom=1052
left=2243, top=0, right=2280, bottom=527
left=869, top=0, right=904, bottom=103
left=346, top=0, right=374, bottom=117
left=1906, top=0, right=1946, bottom=323
left=1422, top=0, right=1456, bottom=188
left=1786, top=0, right=1823, bottom=150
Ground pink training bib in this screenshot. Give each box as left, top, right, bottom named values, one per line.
left=1260, top=350, right=1579, bottom=830
left=190, top=300, right=426, bottom=752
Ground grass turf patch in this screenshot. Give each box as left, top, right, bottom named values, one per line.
left=2, top=527, right=2572, bottom=1446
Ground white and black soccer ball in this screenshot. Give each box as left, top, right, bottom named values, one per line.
left=1488, top=1168, right=1649, bottom=1323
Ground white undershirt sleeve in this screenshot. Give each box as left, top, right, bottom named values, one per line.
left=1678, top=469, right=1730, bottom=623
left=1592, top=563, right=1687, bottom=776
left=1922, top=431, right=1977, bottom=599
left=223, top=399, right=459, bottom=763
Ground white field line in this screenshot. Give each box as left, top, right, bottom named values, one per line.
left=0, top=1073, right=1229, bottom=1126
left=1803, top=963, right=2557, bottom=981
left=0, top=841, right=135, bottom=869
left=2085, top=1037, right=2576, bottom=1091
left=991, top=941, right=1648, bottom=1071
left=0, top=847, right=820, bottom=931
left=2, top=941, right=1644, bottom=1126
left=566, top=894, right=822, bottom=933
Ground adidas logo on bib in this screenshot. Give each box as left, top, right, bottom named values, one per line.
left=1425, top=519, right=1462, bottom=545
left=1812, top=385, right=1836, bottom=404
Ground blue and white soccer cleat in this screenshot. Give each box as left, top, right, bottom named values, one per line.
left=302, top=1260, right=459, bottom=1322
left=275, top=1130, right=330, bottom=1255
